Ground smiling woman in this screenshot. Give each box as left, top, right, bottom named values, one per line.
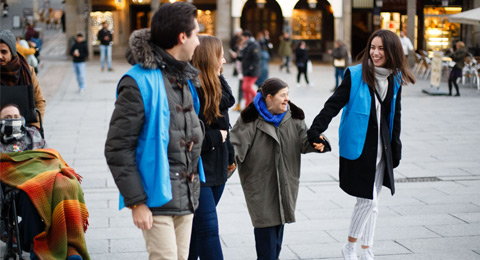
left=231, top=77, right=328, bottom=260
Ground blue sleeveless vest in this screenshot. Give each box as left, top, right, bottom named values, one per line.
left=118, top=64, right=204, bottom=210
left=339, top=64, right=400, bottom=160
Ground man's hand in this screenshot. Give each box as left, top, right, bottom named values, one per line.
left=131, top=204, right=153, bottom=230
left=313, top=135, right=325, bottom=152
left=227, top=163, right=236, bottom=173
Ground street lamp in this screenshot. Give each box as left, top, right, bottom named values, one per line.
left=307, top=0, right=317, bottom=9
left=375, top=0, right=383, bottom=8
left=256, top=0, right=266, bottom=8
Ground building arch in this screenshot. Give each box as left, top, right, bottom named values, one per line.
left=240, top=0, right=283, bottom=54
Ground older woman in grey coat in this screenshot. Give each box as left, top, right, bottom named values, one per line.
left=231, top=78, right=328, bottom=260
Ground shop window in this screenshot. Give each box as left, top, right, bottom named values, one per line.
left=197, top=10, right=215, bottom=35
left=90, top=11, right=114, bottom=46
left=424, top=6, right=462, bottom=51
left=291, top=9, right=322, bottom=40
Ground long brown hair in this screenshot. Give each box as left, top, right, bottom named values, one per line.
left=191, top=35, right=223, bottom=124
left=358, top=29, right=416, bottom=89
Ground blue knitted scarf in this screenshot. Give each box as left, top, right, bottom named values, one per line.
left=253, top=92, right=287, bottom=127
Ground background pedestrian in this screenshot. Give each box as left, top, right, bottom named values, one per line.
left=70, top=33, right=88, bottom=94
left=97, top=21, right=113, bottom=71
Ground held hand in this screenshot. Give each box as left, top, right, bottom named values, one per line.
left=227, top=163, right=236, bottom=173
left=313, top=135, right=325, bottom=152
left=220, top=130, right=227, bottom=143
left=131, top=204, right=153, bottom=230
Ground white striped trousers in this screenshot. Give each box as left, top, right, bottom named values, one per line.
left=348, top=159, right=385, bottom=246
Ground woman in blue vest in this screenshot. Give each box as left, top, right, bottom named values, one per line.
left=188, top=35, right=236, bottom=260
left=308, top=29, right=415, bottom=260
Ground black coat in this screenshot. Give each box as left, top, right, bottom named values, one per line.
left=240, top=38, right=261, bottom=77
left=198, top=75, right=235, bottom=186
left=70, top=40, right=88, bottom=63
left=295, top=47, right=309, bottom=68
left=308, top=69, right=402, bottom=199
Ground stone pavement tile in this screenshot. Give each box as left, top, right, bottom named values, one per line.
left=389, top=203, right=480, bottom=216
left=412, top=194, right=480, bottom=205
left=427, top=223, right=480, bottom=237
left=327, top=226, right=440, bottom=242
left=221, top=246, right=258, bottom=260
left=288, top=240, right=409, bottom=259
left=396, top=236, right=480, bottom=253
left=88, top=252, right=149, bottom=260
left=434, top=183, right=480, bottom=195
left=85, top=227, right=143, bottom=240
left=375, top=250, right=480, bottom=260
left=110, top=238, right=147, bottom=253
left=220, top=233, right=254, bottom=248
left=109, top=216, right=136, bottom=228
left=87, top=216, right=109, bottom=229
left=377, top=213, right=465, bottom=227
left=85, top=239, right=109, bottom=254
left=217, top=211, right=253, bottom=235
left=283, top=230, right=338, bottom=245
left=452, top=211, right=480, bottom=223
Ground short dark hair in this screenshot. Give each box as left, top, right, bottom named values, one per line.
left=150, top=2, right=197, bottom=50
left=76, top=33, right=83, bottom=38
left=242, top=30, right=252, bottom=38
left=259, top=78, right=288, bottom=99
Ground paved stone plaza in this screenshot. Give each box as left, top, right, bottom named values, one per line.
left=1, top=31, right=480, bottom=259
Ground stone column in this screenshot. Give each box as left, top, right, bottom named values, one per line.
left=216, top=0, right=232, bottom=55
left=343, top=0, right=352, bottom=53
left=407, top=0, right=416, bottom=67
left=151, top=0, right=160, bottom=12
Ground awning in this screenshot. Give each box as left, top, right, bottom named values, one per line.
left=449, top=7, right=480, bottom=26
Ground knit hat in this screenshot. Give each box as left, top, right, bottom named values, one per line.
left=0, top=30, right=17, bottom=57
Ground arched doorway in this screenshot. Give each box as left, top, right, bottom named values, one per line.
left=292, top=0, right=334, bottom=60
left=240, top=0, right=283, bottom=55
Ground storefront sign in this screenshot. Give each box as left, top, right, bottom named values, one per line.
left=430, top=51, right=443, bottom=87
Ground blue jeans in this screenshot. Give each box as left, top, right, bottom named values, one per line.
left=99, top=44, right=112, bottom=69
left=256, top=50, right=270, bottom=87
left=73, top=62, right=86, bottom=90
left=335, top=67, right=345, bottom=87
left=254, top=225, right=285, bottom=260
left=188, top=185, right=225, bottom=260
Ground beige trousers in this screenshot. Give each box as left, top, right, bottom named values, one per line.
left=142, top=214, right=194, bottom=260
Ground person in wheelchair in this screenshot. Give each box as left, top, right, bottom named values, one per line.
left=0, top=104, right=45, bottom=153
left=0, top=105, right=89, bottom=260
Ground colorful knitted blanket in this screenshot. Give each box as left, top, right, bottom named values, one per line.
left=0, top=149, right=90, bottom=260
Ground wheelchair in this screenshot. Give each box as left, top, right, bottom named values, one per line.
left=1, top=84, right=45, bottom=259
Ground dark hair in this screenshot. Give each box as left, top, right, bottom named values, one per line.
left=259, top=78, right=288, bottom=99
left=358, top=29, right=415, bottom=88
left=33, top=31, right=40, bottom=38
left=242, top=30, right=252, bottom=38
left=150, top=2, right=197, bottom=50
left=0, top=104, right=21, bottom=116
left=76, top=33, right=83, bottom=37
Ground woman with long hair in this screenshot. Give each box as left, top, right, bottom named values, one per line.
left=188, top=35, right=236, bottom=260
left=308, top=29, right=415, bottom=260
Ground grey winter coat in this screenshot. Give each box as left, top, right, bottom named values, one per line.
left=105, top=29, right=204, bottom=215
left=230, top=102, right=319, bottom=228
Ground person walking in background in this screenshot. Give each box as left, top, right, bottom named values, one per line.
left=238, top=30, right=261, bottom=107
left=24, top=23, right=35, bottom=41
left=278, top=32, right=292, bottom=73
left=255, top=31, right=271, bottom=87
left=188, top=35, right=236, bottom=260
left=70, top=33, right=88, bottom=94
left=295, top=41, right=311, bottom=87
left=97, top=21, right=113, bottom=71
left=0, top=29, right=46, bottom=129
left=105, top=2, right=204, bottom=259
left=230, top=28, right=244, bottom=111
left=308, top=29, right=415, bottom=260
left=398, top=31, right=413, bottom=58
left=330, top=40, right=350, bottom=90
left=231, top=78, right=328, bottom=260
left=447, top=41, right=467, bottom=97
left=16, top=36, right=39, bottom=73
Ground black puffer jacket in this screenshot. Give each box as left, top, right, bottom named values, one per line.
left=105, top=29, right=204, bottom=215
left=240, top=38, right=261, bottom=77
left=198, top=75, right=235, bottom=186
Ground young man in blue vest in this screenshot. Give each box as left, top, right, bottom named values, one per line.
left=105, top=2, right=203, bottom=259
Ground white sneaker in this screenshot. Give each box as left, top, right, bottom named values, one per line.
left=341, top=242, right=358, bottom=260
left=296, top=83, right=301, bottom=88
left=359, top=248, right=374, bottom=260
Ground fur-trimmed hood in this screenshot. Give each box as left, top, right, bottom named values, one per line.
left=240, top=101, right=305, bottom=124
left=125, top=28, right=199, bottom=82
